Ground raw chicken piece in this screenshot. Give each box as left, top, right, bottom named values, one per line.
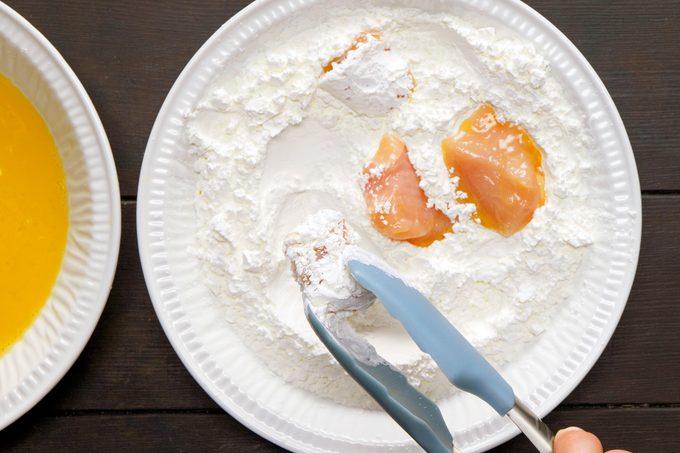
left=442, top=104, right=545, bottom=236
left=362, top=133, right=452, bottom=246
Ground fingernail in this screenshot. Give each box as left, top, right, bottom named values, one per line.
left=555, top=426, right=584, bottom=441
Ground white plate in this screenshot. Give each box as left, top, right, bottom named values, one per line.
left=0, top=3, right=121, bottom=430
left=138, top=0, right=641, bottom=451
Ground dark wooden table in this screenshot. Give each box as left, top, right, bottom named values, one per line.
left=2, top=1, right=679, bottom=451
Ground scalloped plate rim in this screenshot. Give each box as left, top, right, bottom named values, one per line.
left=137, top=0, right=641, bottom=451
left=0, top=2, right=121, bottom=431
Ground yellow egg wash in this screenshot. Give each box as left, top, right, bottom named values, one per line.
left=0, top=73, right=68, bottom=355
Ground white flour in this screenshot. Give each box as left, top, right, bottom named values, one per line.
left=319, top=31, right=414, bottom=116
left=284, top=210, right=383, bottom=366
left=186, top=6, right=599, bottom=407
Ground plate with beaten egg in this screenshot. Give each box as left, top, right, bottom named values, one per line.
left=0, top=3, right=120, bottom=430
left=138, top=0, right=641, bottom=451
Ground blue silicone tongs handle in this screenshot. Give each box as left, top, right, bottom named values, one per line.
left=348, top=259, right=516, bottom=415
left=306, top=307, right=454, bottom=453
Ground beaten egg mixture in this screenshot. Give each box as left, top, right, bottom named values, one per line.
left=0, top=73, right=68, bottom=355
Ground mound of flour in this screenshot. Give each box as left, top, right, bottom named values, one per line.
left=186, top=6, right=599, bottom=407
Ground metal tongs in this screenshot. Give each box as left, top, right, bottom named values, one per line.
left=305, top=255, right=554, bottom=453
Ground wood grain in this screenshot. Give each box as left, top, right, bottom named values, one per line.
left=524, top=0, right=680, bottom=192
left=32, top=197, right=680, bottom=412
left=41, top=201, right=218, bottom=411
left=1, top=408, right=678, bottom=452
left=5, top=0, right=680, bottom=194
left=5, top=0, right=251, bottom=196
left=564, top=194, right=680, bottom=405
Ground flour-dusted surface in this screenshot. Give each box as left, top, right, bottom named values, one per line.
left=319, top=31, right=414, bottom=116
left=186, top=6, right=601, bottom=407
left=284, top=210, right=385, bottom=367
